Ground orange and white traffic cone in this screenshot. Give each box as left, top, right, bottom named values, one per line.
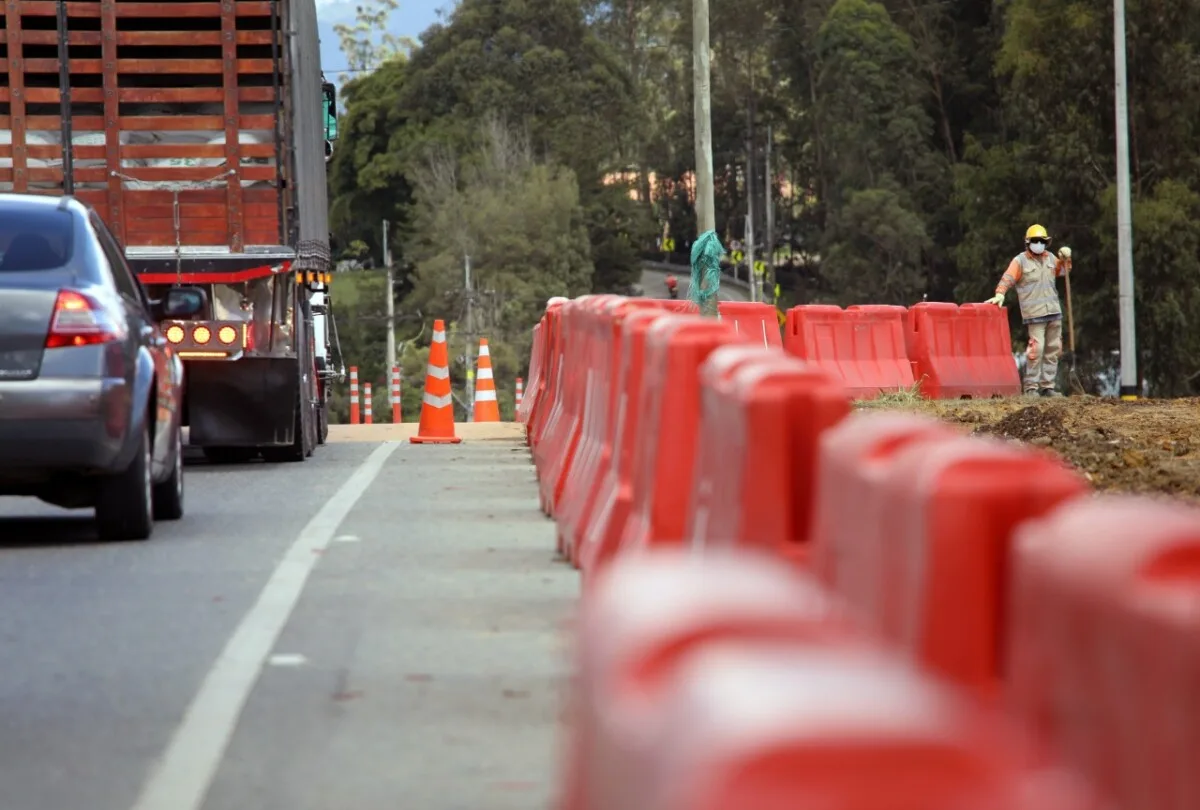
left=411, top=319, right=462, bottom=444
left=515, top=376, right=524, bottom=410
left=473, top=338, right=501, bottom=423
left=349, top=366, right=360, bottom=425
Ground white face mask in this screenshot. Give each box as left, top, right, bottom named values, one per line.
left=1029, top=242, right=1046, bottom=255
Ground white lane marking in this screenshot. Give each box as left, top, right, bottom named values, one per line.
left=129, top=441, right=399, bottom=810
left=333, top=534, right=361, bottom=543
left=267, top=653, right=308, bottom=667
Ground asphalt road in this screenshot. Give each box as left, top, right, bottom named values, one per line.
left=0, top=437, right=574, bottom=810
left=638, top=262, right=751, bottom=302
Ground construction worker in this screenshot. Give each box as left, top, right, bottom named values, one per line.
left=986, top=225, right=1072, bottom=397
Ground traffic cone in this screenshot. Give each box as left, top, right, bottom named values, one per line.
left=473, top=338, right=501, bottom=423
left=411, top=319, right=462, bottom=444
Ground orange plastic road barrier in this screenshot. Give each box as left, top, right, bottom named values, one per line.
left=535, top=297, right=601, bottom=510
left=809, top=412, right=958, bottom=596
left=349, top=366, right=360, bottom=425
left=519, top=322, right=544, bottom=428
left=557, top=299, right=667, bottom=564
left=638, top=643, right=1098, bottom=810
left=411, top=318, right=462, bottom=444
left=528, top=299, right=570, bottom=457
left=576, top=309, right=686, bottom=585
left=904, top=302, right=1021, bottom=399
left=869, top=435, right=1087, bottom=697
left=560, top=548, right=857, bottom=810
left=687, top=353, right=850, bottom=565
left=784, top=304, right=915, bottom=399
left=617, top=316, right=748, bottom=557
left=681, top=344, right=778, bottom=550
left=716, top=301, right=784, bottom=348
left=1008, top=497, right=1200, bottom=810
left=515, top=376, right=524, bottom=410
left=538, top=296, right=622, bottom=517
left=472, top=338, right=501, bottom=422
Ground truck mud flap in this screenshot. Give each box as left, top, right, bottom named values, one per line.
left=186, top=358, right=298, bottom=447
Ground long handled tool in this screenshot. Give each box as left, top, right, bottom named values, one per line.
left=1060, top=248, right=1086, bottom=395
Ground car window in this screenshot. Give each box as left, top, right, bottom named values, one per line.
left=0, top=206, right=75, bottom=272
left=90, top=214, right=148, bottom=310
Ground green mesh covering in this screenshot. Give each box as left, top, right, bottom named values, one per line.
left=688, top=229, right=723, bottom=316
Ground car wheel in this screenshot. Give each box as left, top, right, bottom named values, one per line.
left=152, top=424, right=185, bottom=521
left=95, top=421, right=154, bottom=542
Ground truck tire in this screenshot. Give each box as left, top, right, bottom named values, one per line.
left=261, top=389, right=308, bottom=463
left=203, top=446, right=258, bottom=464
left=95, top=421, right=154, bottom=542
left=152, top=424, right=185, bottom=521
left=317, top=401, right=329, bottom=444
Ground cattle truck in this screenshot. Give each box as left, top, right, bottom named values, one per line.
left=0, top=0, right=342, bottom=463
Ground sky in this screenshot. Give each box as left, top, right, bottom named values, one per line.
left=316, top=0, right=451, bottom=82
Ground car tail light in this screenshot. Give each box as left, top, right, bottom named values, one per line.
left=166, top=325, right=185, bottom=344
left=217, top=325, right=237, bottom=345
left=45, top=290, right=125, bottom=349
left=192, top=325, right=212, bottom=344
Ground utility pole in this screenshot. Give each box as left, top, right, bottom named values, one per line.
left=1113, top=0, right=1138, bottom=399
left=692, top=0, right=715, bottom=234
left=382, top=220, right=395, bottom=377
left=745, top=120, right=757, bottom=303
left=765, top=123, right=775, bottom=305
left=464, top=253, right=475, bottom=421
left=692, top=0, right=717, bottom=321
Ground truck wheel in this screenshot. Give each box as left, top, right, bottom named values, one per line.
left=317, top=402, right=329, bottom=444
left=152, top=423, right=185, bottom=521
left=95, top=421, right=154, bottom=542
left=261, top=391, right=307, bottom=463
left=203, top=446, right=258, bottom=464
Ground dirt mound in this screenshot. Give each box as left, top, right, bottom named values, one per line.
left=882, top=397, right=1200, bottom=502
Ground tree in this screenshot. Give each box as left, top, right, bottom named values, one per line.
left=405, top=116, right=594, bottom=370
left=333, top=0, right=414, bottom=75
left=396, top=0, right=651, bottom=292
left=327, top=58, right=416, bottom=294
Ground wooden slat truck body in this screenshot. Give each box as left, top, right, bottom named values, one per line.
left=1, top=0, right=339, bottom=462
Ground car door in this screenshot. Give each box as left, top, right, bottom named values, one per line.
left=89, top=214, right=174, bottom=476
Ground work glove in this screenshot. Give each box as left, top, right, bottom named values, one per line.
left=985, top=293, right=1005, bottom=307
left=1058, top=246, right=1072, bottom=272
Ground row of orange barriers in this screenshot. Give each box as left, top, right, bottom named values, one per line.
left=784, top=302, right=1022, bottom=399
left=518, top=294, right=1200, bottom=810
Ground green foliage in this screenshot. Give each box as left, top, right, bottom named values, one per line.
left=405, top=117, right=594, bottom=368
left=327, top=57, right=414, bottom=284
left=327, top=0, right=1200, bottom=396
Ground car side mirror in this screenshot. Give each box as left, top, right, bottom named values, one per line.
left=158, top=287, right=207, bottom=319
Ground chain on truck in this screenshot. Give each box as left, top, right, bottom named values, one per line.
left=0, top=0, right=346, bottom=463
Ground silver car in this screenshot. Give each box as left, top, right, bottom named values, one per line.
left=0, top=194, right=204, bottom=540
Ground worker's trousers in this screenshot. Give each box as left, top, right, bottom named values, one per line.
left=1024, top=317, right=1063, bottom=392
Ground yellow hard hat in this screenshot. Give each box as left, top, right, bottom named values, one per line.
left=1025, top=224, right=1049, bottom=241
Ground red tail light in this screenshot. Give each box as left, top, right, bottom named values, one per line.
left=45, top=290, right=125, bottom=349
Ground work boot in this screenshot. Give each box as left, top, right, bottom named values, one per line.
left=1039, top=388, right=1064, bottom=398
left=1023, top=389, right=1041, bottom=398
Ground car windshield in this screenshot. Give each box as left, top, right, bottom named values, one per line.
left=0, top=206, right=75, bottom=273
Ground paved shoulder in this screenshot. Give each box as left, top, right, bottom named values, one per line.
left=197, top=439, right=575, bottom=810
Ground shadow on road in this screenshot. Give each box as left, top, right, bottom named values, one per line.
left=0, top=514, right=103, bottom=547
left=0, top=450, right=271, bottom=544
